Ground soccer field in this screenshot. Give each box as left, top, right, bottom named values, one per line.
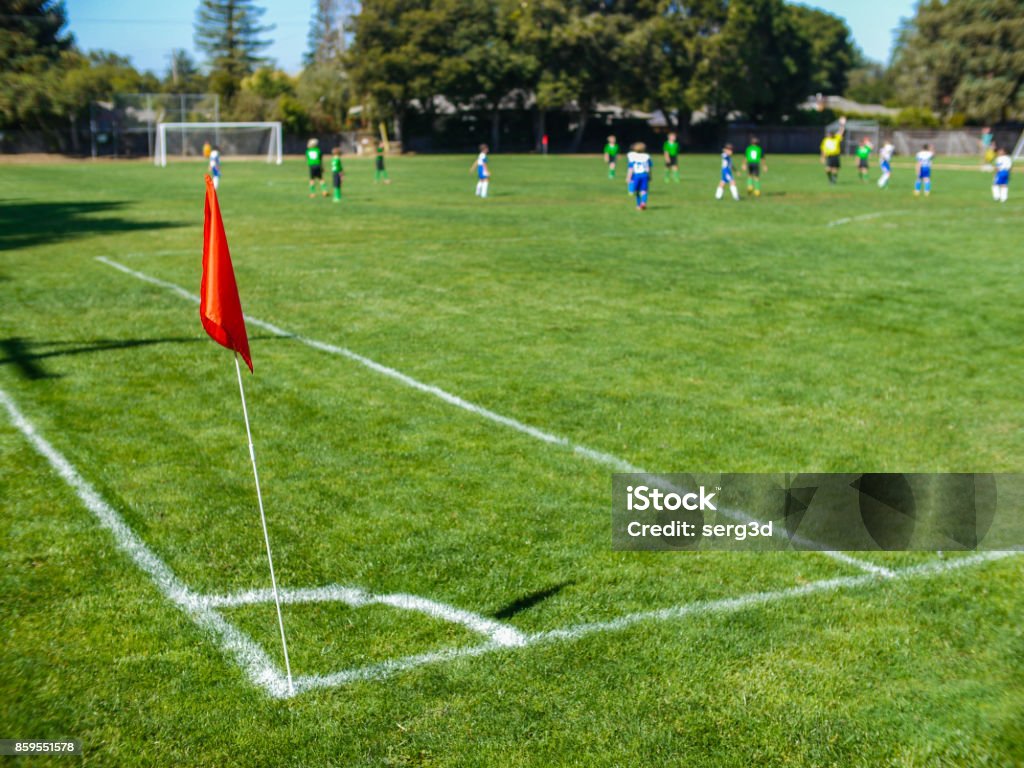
left=2, top=154, right=1022, bottom=766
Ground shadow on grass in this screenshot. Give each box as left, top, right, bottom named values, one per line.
left=0, top=335, right=279, bottom=380
left=0, top=200, right=183, bottom=252
left=491, top=581, right=574, bottom=620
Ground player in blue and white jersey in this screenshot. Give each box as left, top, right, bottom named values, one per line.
left=625, top=142, right=652, bottom=210
left=209, top=146, right=221, bottom=190
left=992, top=147, right=1011, bottom=202
left=914, top=144, right=934, bottom=197
left=877, top=141, right=894, bottom=189
left=715, top=144, right=739, bottom=201
left=472, top=144, right=490, bottom=198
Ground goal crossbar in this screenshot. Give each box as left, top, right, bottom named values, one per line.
left=155, top=121, right=283, bottom=166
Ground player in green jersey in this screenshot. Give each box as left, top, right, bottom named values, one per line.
left=663, top=132, right=680, bottom=182
left=330, top=147, right=343, bottom=203
left=604, top=135, right=619, bottom=179
left=856, top=138, right=873, bottom=182
left=306, top=138, right=328, bottom=198
left=375, top=140, right=390, bottom=183
left=742, top=137, right=765, bottom=197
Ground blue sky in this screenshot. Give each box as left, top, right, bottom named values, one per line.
left=64, top=0, right=916, bottom=77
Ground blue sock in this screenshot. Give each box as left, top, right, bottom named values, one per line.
left=915, top=180, right=921, bottom=192
left=640, top=191, right=648, bottom=206
left=925, top=179, right=931, bottom=193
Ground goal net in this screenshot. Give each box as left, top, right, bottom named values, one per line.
left=892, top=130, right=978, bottom=156
left=826, top=119, right=879, bottom=155
left=154, top=122, right=282, bottom=166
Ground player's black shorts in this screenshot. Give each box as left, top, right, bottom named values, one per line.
left=309, top=164, right=323, bottom=180
left=666, top=157, right=679, bottom=168
left=747, top=162, right=760, bottom=177
left=375, top=156, right=385, bottom=171
left=332, top=171, right=342, bottom=188
left=858, top=157, right=869, bottom=169
left=607, top=156, right=617, bottom=165
left=826, top=155, right=841, bottom=169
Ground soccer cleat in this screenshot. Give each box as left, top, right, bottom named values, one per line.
left=754, top=189, right=760, bottom=197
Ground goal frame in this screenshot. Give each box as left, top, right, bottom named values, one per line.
left=154, top=121, right=283, bottom=166
left=1012, top=130, right=1024, bottom=163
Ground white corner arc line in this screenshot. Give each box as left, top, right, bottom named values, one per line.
left=292, top=550, right=1018, bottom=694
left=200, top=585, right=526, bottom=647
left=0, top=388, right=291, bottom=699
left=94, top=257, right=885, bottom=576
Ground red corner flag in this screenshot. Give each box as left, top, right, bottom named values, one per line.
left=201, top=174, right=253, bottom=372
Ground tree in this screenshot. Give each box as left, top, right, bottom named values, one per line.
left=891, top=0, right=1024, bottom=123
left=0, top=0, right=73, bottom=130
left=305, top=0, right=349, bottom=66
left=614, top=0, right=727, bottom=131
left=194, top=0, right=274, bottom=100
left=788, top=4, right=856, bottom=96
left=346, top=0, right=451, bottom=144
left=690, top=0, right=813, bottom=123
left=164, top=48, right=207, bottom=93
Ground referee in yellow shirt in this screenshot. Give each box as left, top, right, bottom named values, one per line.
left=820, top=116, right=846, bottom=185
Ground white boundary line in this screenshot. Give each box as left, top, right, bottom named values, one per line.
left=0, top=387, right=289, bottom=698
left=2, top=386, right=1016, bottom=697
left=827, top=210, right=909, bottom=228
left=94, top=256, right=886, bottom=575
left=290, top=550, right=1015, bottom=694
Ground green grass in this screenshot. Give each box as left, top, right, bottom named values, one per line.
left=1, top=154, right=1022, bottom=767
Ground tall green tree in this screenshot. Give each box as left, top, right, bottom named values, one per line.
left=0, top=0, right=73, bottom=130
left=787, top=4, right=856, bottom=96
left=892, top=0, right=1024, bottom=123
left=346, top=0, right=452, bottom=143
left=194, top=0, right=274, bottom=100
left=690, top=0, right=813, bottom=122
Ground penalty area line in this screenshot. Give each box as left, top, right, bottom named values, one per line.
left=95, top=256, right=886, bottom=577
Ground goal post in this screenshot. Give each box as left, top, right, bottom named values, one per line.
left=154, top=122, right=283, bottom=166
left=1012, top=130, right=1024, bottom=163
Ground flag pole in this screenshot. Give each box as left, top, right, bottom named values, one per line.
left=233, top=353, right=294, bottom=695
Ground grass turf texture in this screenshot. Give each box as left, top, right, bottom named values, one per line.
left=2, top=154, right=1022, bottom=766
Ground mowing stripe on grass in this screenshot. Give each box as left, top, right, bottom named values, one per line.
left=200, top=585, right=527, bottom=648
left=293, top=550, right=1016, bottom=694
left=0, top=386, right=290, bottom=698
left=95, top=256, right=888, bottom=576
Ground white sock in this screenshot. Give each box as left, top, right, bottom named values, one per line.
left=993, top=185, right=1000, bottom=201
left=480, top=180, right=489, bottom=198
left=730, top=184, right=739, bottom=201
left=1000, top=186, right=1008, bottom=202
left=715, top=186, right=723, bottom=199
left=475, top=181, right=483, bottom=196
left=213, top=177, right=219, bottom=190
left=878, top=173, right=889, bottom=188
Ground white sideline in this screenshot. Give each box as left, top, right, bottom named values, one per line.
left=200, top=585, right=526, bottom=648
left=0, top=387, right=291, bottom=699
left=827, top=210, right=908, bottom=228
left=2, top=386, right=1016, bottom=698
left=292, top=550, right=1016, bottom=694
left=94, top=256, right=885, bottom=575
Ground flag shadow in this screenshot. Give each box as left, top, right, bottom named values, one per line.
left=0, top=335, right=281, bottom=381
left=0, top=200, right=184, bottom=252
